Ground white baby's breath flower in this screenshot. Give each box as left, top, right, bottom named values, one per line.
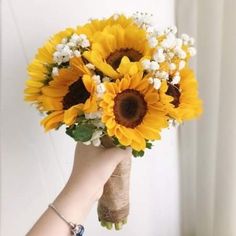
left=69, top=34, right=90, bottom=49
left=146, top=26, right=155, bottom=33
left=67, top=41, right=76, bottom=47
left=88, top=130, right=103, bottom=147
left=92, top=75, right=101, bottom=84
left=113, top=13, right=119, bottom=20
left=148, top=36, right=158, bottom=48
left=169, top=63, right=177, bottom=71
left=52, top=67, right=59, bottom=76
left=86, top=63, right=95, bottom=70
left=83, top=141, right=91, bottom=145
left=171, top=73, right=181, bottom=85
left=153, top=51, right=165, bottom=63
left=56, top=44, right=64, bottom=51
left=132, top=12, right=153, bottom=28
left=189, top=37, right=195, bottom=46
left=169, top=26, right=177, bottom=34
left=80, top=39, right=90, bottom=48
left=61, top=44, right=70, bottom=53
left=181, top=33, right=190, bottom=42
left=149, top=61, right=159, bottom=71
left=153, top=29, right=163, bottom=37
left=179, top=60, right=186, bottom=70
left=153, top=78, right=161, bottom=90
left=176, top=38, right=183, bottom=48
left=102, top=76, right=111, bottom=82
left=61, top=38, right=68, bottom=44
left=74, top=50, right=81, bottom=57
left=96, top=83, right=106, bottom=97
left=142, top=59, right=151, bottom=70
left=78, top=34, right=87, bottom=40
left=188, top=47, right=197, bottom=56
left=93, top=120, right=105, bottom=129
left=148, top=77, right=154, bottom=84
left=92, top=138, right=101, bottom=147
left=53, top=51, right=63, bottom=64
left=175, top=48, right=187, bottom=59
left=162, top=71, right=169, bottom=80
left=70, top=33, right=80, bottom=43
left=85, top=111, right=102, bottom=120
left=161, top=33, right=176, bottom=49
left=77, top=34, right=90, bottom=48
left=155, top=71, right=169, bottom=80
left=167, top=51, right=175, bottom=59
left=92, top=130, right=103, bottom=139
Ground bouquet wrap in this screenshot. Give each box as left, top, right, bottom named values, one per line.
left=98, top=136, right=131, bottom=230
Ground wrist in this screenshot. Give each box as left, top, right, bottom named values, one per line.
left=53, top=178, right=97, bottom=225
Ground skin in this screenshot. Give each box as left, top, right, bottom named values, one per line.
left=27, top=143, right=132, bottom=236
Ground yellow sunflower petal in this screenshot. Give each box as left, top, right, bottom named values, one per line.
left=82, top=75, right=94, bottom=93
left=64, top=104, right=83, bottom=125
left=83, top=51, right=119, bottom=78
left=117, top=56, right=141, bottom=76
left=42, top=86, right=68, bottom=97
left=24, top=87, right=41, bottom=94
left=41, top=111, right=64, bottom=131
left=136, top=124, right=161, bottom=140
left=26, top=80, right=44, bottom=88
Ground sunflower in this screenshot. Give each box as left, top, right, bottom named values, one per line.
left=83, top=23, right=154, bottom=79
left=166, top=68, right=203, bottom=122
left=24, top=28, right=75, bottom=104
left=100, top=73, right=168, bottom=151
left=76, top=14, right=133, bottom=42
left=40, top=57, right=98, bottom=131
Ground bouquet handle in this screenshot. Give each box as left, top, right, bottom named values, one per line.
left=98, top=136, right=132, bottom=230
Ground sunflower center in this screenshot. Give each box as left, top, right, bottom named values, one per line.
left=63, top=78, right=90, bottom=110
left=106, top=48, right=142, bottom=70
left=114, top=89, right=147, bottom=128
left=166, top=84, right=181, bottom=108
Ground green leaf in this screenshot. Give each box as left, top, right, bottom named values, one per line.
left=65, top=126, right=75, bottom=138
left=112, top=137, right=120, bottom=145
left=146, top=142, right=153, bottom=149
left=76, top=115, right=86, bottom=124
left=112, top=137, right=126, bottom=149
left=72, top=124, right=94, bottom=142
left=132, top=149, right=145, bottom=157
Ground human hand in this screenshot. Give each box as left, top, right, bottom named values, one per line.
left=71, top=143, right=132, bottom=201
left=27, top=143, right=131, bottom=236
left=54, top=143, right=132, bottom=224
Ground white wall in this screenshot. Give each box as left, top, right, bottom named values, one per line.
left=1, top=0, right=180, bottom=235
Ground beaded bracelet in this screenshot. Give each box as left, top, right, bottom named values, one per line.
left=49, top=204, right=85, bottom=236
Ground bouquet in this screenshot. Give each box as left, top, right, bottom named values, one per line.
left=24, top=12, right=202, bottom=230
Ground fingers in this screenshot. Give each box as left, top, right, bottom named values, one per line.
left=102, top=147, right=132, bottom=164
left=74, top=142, right=132, bottom=169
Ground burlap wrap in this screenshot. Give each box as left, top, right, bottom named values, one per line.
left=98, top=136, right=132, bottom=223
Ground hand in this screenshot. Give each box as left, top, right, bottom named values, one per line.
left=71, top=142, right=132, bottom=201
left=27, top=143, right=132, bottom=236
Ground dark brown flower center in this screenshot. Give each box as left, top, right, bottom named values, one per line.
left=106, top=48, right=142, bottom=70
left=63, top=78, right=90, bottom=110
left=166, top=84, right=180, bottom=108
left=114, top=89, right=147, bottom=128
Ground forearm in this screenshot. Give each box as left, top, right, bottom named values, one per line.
left=27, top=176, right=96, bottom=236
